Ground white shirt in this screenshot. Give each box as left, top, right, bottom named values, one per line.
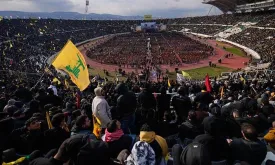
left=48, top=85, right=58, bottom=96
left=92, top=96, right=111, bottom=128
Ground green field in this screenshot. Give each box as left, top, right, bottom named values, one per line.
left=88, top=67, right=128, bottom=82
left=216, top=41, right=246, bottom=57
left=89, top=65, right=231, bottom=82
left=168, top=66, right=231, bottom=80
left=224, top=47, right=246, bottom=57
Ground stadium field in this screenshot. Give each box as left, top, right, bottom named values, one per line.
left=168, top=66, right=231, bottom=80
left=216, top=41, right=246, bottom=57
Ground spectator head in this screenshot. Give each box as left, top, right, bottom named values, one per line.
left=51, top=113, right=65, bottom=128
left=6, top=105, right=17, bottom=117
left=272, top=121, right=275, bottom=128
left=115, top=83, right=128, bottom=95
left=75, top=115, right=91, bottom=129
left=177, top=86, right=185, bottom=96
left=127, top=141, right=155, bottom=165
left=241, top=123, right=258, bottom=141
left=7, top=99, right=15, bottom=106
left=72, top=110, right=81, bottom=120
left=210, top=105, right=221, bottom=117
left=94, top=87, right=103, bottom=96
left=106, top=120, right=121, bottom=133
left=25, top=117, right=41, bottom=131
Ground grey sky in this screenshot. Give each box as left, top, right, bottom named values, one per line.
left=0, top=0, right=221, bottom=17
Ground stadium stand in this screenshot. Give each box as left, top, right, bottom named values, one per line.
left=1, top=10, right=275, bottom=165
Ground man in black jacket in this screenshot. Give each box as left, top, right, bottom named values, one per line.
left=115, top=83, right=137, bottom=133
left=229, top=123, right=267, bottom=165
left=9, top=117, right=44, bottom=155
left=43, top=113, right=70, bottom=153
left=137, top=83, right=156, bottom=110
left=171, top=86, right=192, bottom=122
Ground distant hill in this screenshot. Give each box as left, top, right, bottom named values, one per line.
left=0, top=11, right=145, bottom=20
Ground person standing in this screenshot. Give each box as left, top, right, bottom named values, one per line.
left=92, top=87, right=111, bottom=131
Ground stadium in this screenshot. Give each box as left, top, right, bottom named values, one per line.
left=0, top=0, right=275, bottom=164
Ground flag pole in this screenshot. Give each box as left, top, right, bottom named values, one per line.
left=32, top=72, right=46, bottom=89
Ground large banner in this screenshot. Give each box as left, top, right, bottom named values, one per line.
left=141, top=22, right=156, bottom=30
left=144, top=15, right=152, bottom=20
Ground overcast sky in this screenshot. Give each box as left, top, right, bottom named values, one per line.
left=0, top=0, right=221, bottom=17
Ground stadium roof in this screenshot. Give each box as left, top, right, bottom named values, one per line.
left=203, top=0, right=274, bottom=12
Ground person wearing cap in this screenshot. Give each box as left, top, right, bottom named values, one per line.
left=9, top=117, right=43, bottom=155
left=92, top=87, right=111, bottom=130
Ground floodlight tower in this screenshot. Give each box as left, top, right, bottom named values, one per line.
left=85, top=0, right=89, bottom=20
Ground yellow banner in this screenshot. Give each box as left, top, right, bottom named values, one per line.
left=144, top=15, right=152, bottom=20
left=52, top=40, right=90, bottom=91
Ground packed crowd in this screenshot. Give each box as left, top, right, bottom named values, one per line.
left=86, top=32, right=214, bottom=67
left=168, top=12, right=274, bottom=25
left=1, top=12, right=275, bottom=165
left=228, top=28, right=275, bottom=62
left=0, top=19, right=138, bottom=73
left=1, top=68, right=275, bottom=165
left=167, top=25, right=230, bottom=35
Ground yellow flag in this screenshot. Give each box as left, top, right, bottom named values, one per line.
left=182, top=71, right=191, bottom=79
left=168, top=79, right=171, bottom=87
left=221, top=86, right=224, bottom=98
left=52, top=77, right=61, bottom=85
left=240, top=76, right=246, bottom=84
left=52, top=40, right=90, bottom=91
left=46, top=111, right=53, bottom=129
left=2, top=157, right=26, bottom=165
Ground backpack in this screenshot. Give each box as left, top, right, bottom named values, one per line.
left=180, top=142, right=211, bottom=165
left=76, top=135, right=110, bottom=165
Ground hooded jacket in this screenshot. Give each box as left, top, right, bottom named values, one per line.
left=115, top=84, right=137, bottom=117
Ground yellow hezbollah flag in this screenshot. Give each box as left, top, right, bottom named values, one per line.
left=182, top=71, right=191, bottom=79
left=52, top=40, right=90, bottom=91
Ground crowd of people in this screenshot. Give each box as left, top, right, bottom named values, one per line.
left=86, top=32, right=214, bottom=67
left=1, top=11, right=275, bottom=165
left=228, top=28, right=275, bottom=63
left=1, top=69, right=275, bottom=165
